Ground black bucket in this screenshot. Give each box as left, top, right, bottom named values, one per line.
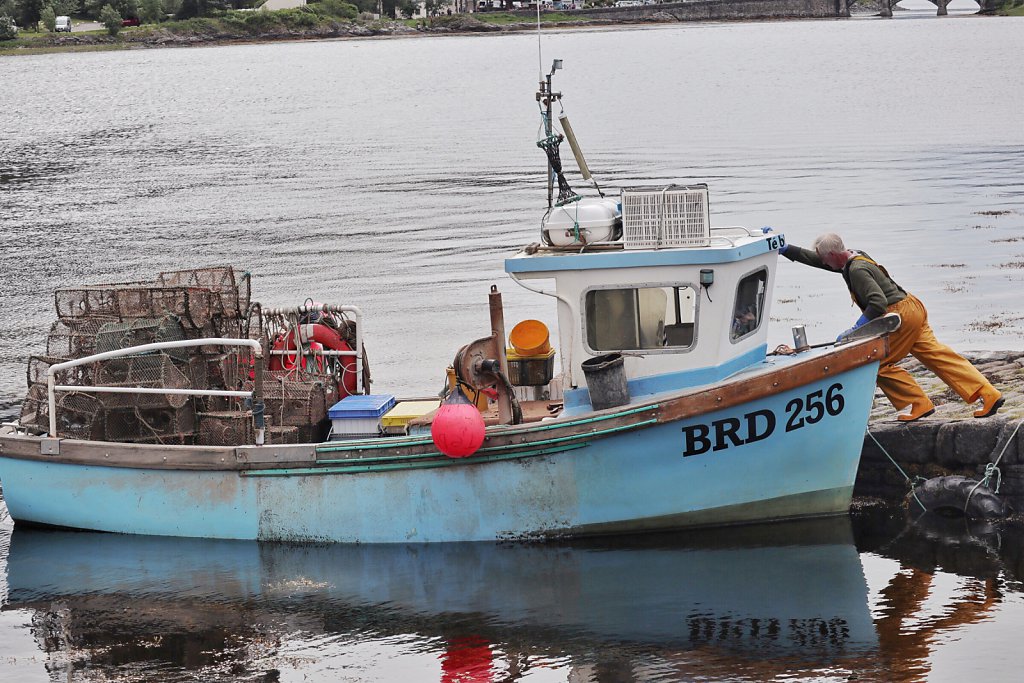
left=581, top=353, right=630, bottom=411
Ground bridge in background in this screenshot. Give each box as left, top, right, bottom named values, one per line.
left=560, top=0, right=1000, bottom=21
left=878, top=0, right=995, bottom=16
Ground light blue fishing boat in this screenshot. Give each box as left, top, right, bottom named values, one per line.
left=0, top=68, right=892, bottom=543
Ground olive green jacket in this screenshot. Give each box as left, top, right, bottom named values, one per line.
left=783, top=247, right=907, bottom=320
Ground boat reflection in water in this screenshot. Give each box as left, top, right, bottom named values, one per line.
left=4, top=518, right=879, bottom=681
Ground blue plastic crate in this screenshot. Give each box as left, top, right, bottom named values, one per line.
left=329, top=395, right=397, bottom=438
left=328, top=394, right=396, bottom=419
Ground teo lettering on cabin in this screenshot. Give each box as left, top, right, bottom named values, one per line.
left=681, top=383, right=846, bottom=457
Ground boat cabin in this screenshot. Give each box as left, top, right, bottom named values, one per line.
left=505, top=185, right=784, bottom=414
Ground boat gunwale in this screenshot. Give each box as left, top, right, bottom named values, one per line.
left=0, top=337, right=887, bottom=473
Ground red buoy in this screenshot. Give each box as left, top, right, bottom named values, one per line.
left=432, top=385, right=486, bottom=458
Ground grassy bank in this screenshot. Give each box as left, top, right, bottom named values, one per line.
left=0, top=3, right=415, bottom=55
left=0, top=4, right=613, bottom=56
left=472, top=11, right=579, bottom=24
left=1001, top=0, right=1024, bottom=15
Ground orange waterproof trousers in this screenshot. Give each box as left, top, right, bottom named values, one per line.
left=877, top=294, right=994, bottom=410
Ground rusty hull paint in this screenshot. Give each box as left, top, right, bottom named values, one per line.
left=0, top=459, right=258, bottom=539
left=251, top=451, right=583, bottom=543
left=560, top=487, right=854, bottom=538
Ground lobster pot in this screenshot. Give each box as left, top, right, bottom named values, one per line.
left=621, top=184, right=711, bottom=249
left=55, top=392, right=105, bottom=441
left=186, top=355, right=209, bottom=393
left=117, top=286, right=220, bottom=329
left=247, top=304, right=264, bottom=341
left=197, top=411, right=254, bottom=447
left=93, top=353, right=192, bottom=409
left=219, top=349, right=259, bottom=392
left=294, top=423, right=329, bottom=444
left=259, top=379, right=329, bottom=428
left=267, top=425, right=300, bottom=445
left=93, top=316, right=186, bottom=358
left=158, top=266, right=250, bottom=320
left=211, top=317, right=251, bottom=344
left=54, top=282, right=145, bottom=319
left=105, top=404, right=196, bottom=445
left=27, top=355, right=84, bottom=390
left=46, top=317, right=115, bottom=358
left=157, top=316, right=189, bottom=360
left=19, top=384, right=50, bottom=435
left=55, top=285, right=222, bottom=329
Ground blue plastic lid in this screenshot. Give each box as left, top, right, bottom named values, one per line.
left=328, top=394, right=397, bottom=419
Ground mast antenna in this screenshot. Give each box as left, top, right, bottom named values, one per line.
left=536, top=60, right=576, bottom=209
left=536, top=2, right=542, bottom=82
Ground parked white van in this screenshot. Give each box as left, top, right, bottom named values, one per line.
left=55, top=16, right=71, bottom=32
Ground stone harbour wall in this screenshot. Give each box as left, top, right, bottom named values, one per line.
left=856, top=351, right=1024, bottom=509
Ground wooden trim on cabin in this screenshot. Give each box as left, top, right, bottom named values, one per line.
left=0, top=337, right=885, bottom=473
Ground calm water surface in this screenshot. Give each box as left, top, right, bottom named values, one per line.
left=1, top=8, right=1023, bottom=681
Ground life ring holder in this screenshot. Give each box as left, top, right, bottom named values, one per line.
left=270, top=322, right=359, bottom=397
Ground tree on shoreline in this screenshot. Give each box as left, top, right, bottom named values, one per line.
left=86, top=0, right=137, bottom=19
left=0, top=13, right=16, bottom=38
left=50, top=0, right=81, bottom=16
left=175, top=0, right=226, bottom=19
left=99, top=2, right=121, bottom=32
left=140, top=0, right=161, bottom=21
left=16, top=0, right=46, bottom=29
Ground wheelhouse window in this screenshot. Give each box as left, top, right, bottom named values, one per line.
left=585, top=285, right=697, bottom=351
left=731, top=269, right=768, bottom=342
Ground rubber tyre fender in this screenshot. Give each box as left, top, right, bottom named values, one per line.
left=911, top=475, right=1012, bottom=520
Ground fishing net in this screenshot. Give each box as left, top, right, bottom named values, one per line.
left=537, top=132, right=580, bottom=207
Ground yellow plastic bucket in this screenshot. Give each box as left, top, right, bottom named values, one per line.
left=509, top=319, right=551, bottom=356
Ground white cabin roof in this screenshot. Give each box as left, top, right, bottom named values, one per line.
left=505, top=227, right=786, bottom=413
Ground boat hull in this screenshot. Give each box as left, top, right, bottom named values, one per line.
left=0, top=347, right=882, bottom=543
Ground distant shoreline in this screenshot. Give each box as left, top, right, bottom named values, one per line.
left=0, top=6, right=997, bottom=58
left=11, top=17, right=640, bottom=57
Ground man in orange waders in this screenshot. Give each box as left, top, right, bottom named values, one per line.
left=780, top=232, right=1003, bottom=422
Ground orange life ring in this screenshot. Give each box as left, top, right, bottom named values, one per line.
left=269, top=323, right=358, bottom=396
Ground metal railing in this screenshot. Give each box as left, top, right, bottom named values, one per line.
left=46, top=338, right=265, bottom=442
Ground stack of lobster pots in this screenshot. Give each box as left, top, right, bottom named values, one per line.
left=18, top=266, right=336, bottom=447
